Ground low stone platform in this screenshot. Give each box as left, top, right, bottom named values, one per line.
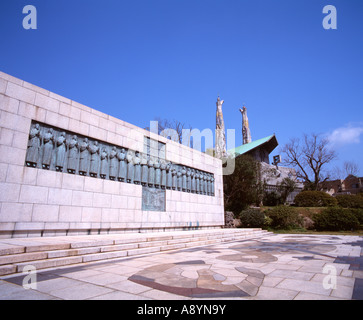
left=1, top=233, right=362, bottom=300
left=0, top=228, right=271, bottom=276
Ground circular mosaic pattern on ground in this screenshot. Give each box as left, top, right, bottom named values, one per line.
left=128, top=260, right=263, bottom=298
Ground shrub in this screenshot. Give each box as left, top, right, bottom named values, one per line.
left=239, top=208, right=265, bottom=228
left=303, top=216, right=315, bottom=230
left=350, top=209, right=363, bottom=225
left=223, top=155, right=262, bottom=215
left=336, top=194, right=363, bottom=209
left=265, top=206, right=303, bottom=229
left=312, top=207, right=360, bottom=231
left=294, top=191, right=338, bottom=207
left=263, top=191, right=283, bottom=206
left=264, top=215, right=273, bottom=228
left=278, top=177, right=297, bottom=204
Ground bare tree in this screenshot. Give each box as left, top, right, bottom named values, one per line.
left=145, top=117, right=192, bottom=146
left=330, top=165, right=344, bottom=180
left=281, top=133, right=337, bottom=190
left=332, top=161, right=360, bottom=180
left=343, top=161, right=359, bottom=177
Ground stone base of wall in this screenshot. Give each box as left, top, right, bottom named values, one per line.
left=0, top=225, right=222, bottom=239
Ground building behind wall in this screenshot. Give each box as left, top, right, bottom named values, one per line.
left=229, top=106, right=303, bottom=204
left=321, top=175, right=363, bottom=195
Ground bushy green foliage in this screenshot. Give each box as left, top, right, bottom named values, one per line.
left=239, top=208, right=265, bottom=228
left=262, top=178, right=297, bottom=206
left=335, top=194, right=363, bottom=209
left=223, top=155, right=262, bottom=215
left=278, top=177, right=297, bottom=203
left=312, top=207, right=360, bottom=231
left=294, top=191, right=337, bottom=207
left=263, top=191, right=283, bottom=206
left=264, top=215, right=273, bottom=228
left=265, top=206, right=303, bottom=229
left=350, top=209, right=363, bottom=225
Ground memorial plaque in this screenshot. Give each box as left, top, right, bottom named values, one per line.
left=24, top=121, right=214, bottom=215
left=142, top=187, right=166, bottom=211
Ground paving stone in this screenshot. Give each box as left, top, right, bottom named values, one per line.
left=89, top=290, right=149, bottom=300
left=96, top=265, right=142, bottom=276
left=221, top=276, right=245, bottom=285
left=246, top=276, right=263, bottom=287
left=352, top=278, right=363, bottom=300
left=48, top=282, right=114, bottom=300
left=140, top=288, right=191, bottom=300
left=268, top=269, right=314, bottom=281
left=54, top=268, right=103, bottom=280
left=330, top=284, right=354, bottom=299
left=0, top=280, right=28, bottom=298
left=276, top=279, right=332, bottom=296
left=34, top=277, right=85, bottom=294
left=253, top=286, right=298, bottom=300
left=1, top=288, right=54, bottom=300
left=311, top=274, right=355, bottom=287
left=294, top=292, right=340, bottom=300
left=212, top=273, right=226, bottom=281
left=261, top=276, right=284, bottom=287
left=234, top=280, right=258, bottom=296
left=106, top=280, right=152, bottom=294
left=81, top=272, right=128, bottom=286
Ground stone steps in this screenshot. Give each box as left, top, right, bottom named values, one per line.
left=0, top=229, right=272, bottom=276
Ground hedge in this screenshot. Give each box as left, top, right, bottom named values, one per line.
left=335, top=194, right=363, bottom=209
left=350, top=208, right=363, bottom=225
left=294, top=191, right=337, bottom=207
left=312, top=207, right=360, bottom=231
left=239, top=208, right=265, bottom=228
left=265, top=206, right=303, bottom=229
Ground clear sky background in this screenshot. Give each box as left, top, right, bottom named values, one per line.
left=1, top=0, right=362, bottom=177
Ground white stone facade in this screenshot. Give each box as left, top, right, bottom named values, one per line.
left=0, top=71, right=224, bottom=238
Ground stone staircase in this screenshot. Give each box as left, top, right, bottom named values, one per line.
left=0, top=228, right=272, bottom=276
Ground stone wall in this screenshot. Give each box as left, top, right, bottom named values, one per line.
left=0, top=71, right=224, bottom=238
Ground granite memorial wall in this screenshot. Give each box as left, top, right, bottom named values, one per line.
left=0, top=71, right=224, bottom=238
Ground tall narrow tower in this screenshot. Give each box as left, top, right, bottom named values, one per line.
left=239, top=105, right=252, bottom=144
left=215, top=96, right=227, bottom=158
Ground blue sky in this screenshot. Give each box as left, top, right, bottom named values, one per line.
left=1, top=0, right=362, bottom=176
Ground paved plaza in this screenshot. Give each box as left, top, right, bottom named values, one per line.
left=0, top=233, right=362, bottom=300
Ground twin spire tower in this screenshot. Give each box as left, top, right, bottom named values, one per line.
left=215, top=96, right=252, bottom=159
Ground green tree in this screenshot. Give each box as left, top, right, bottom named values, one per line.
left=223, top=155, right=262, bottom=215
left=278, top=177, right=297, bottom=204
